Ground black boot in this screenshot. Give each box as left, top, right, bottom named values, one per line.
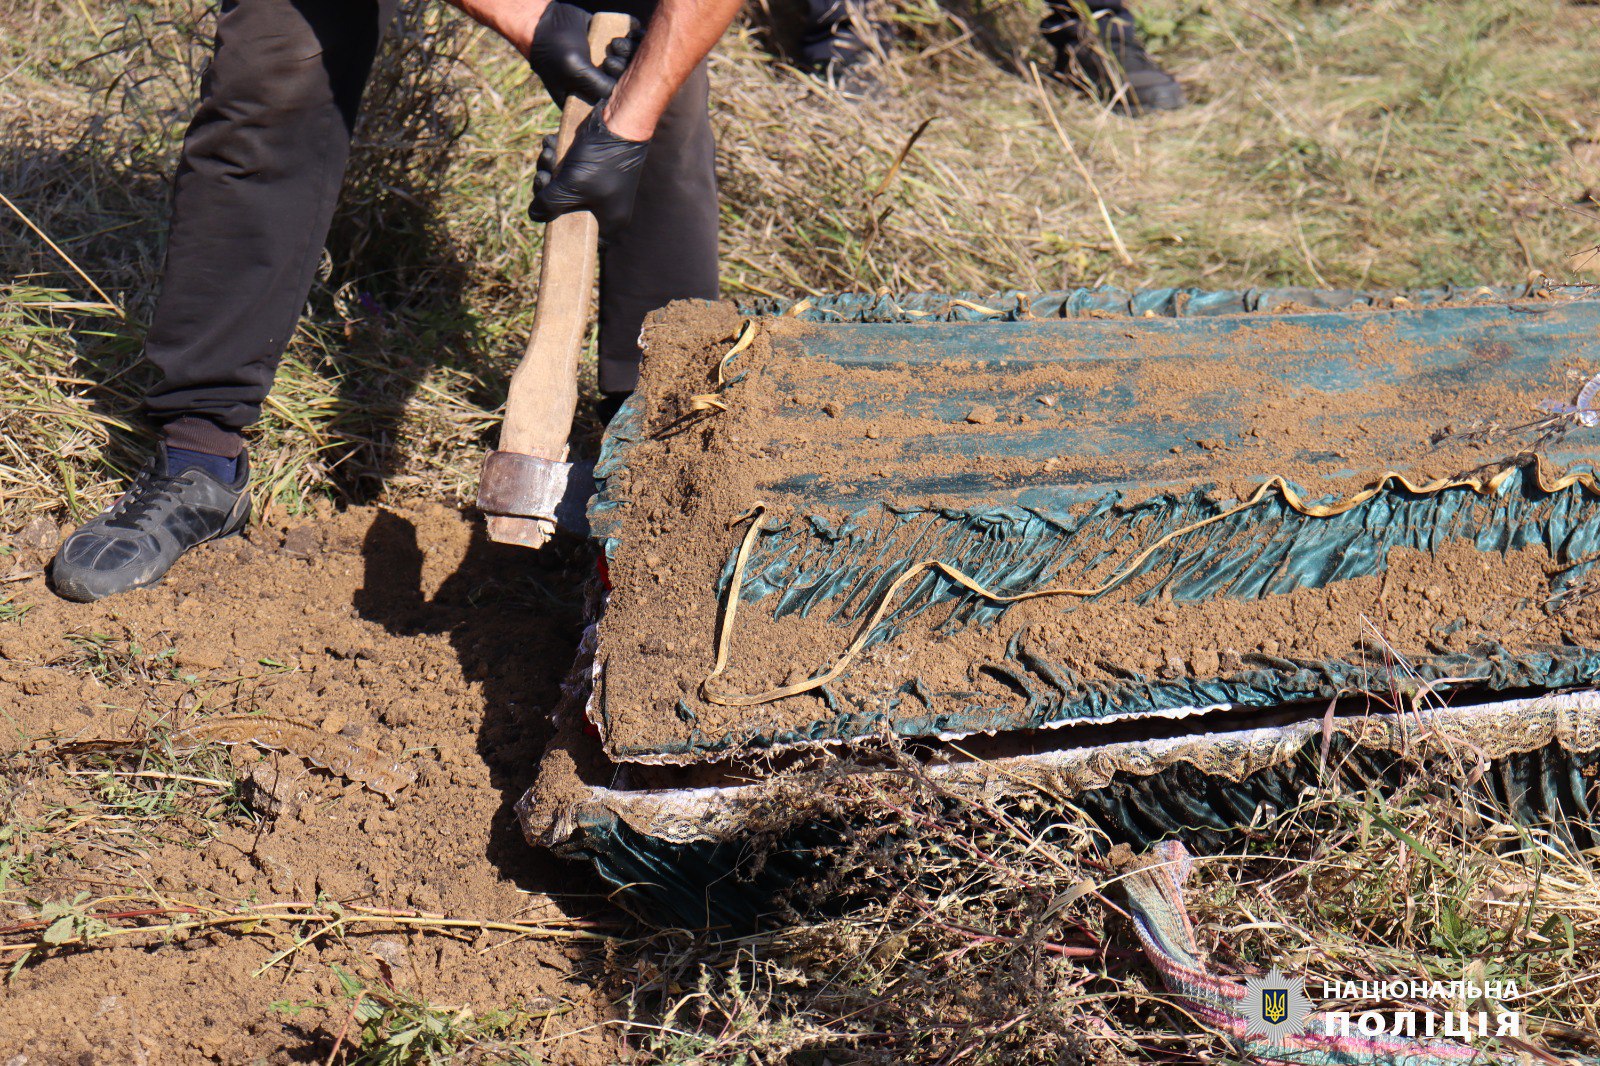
left=52, top=443, right=251, bottom=602
left=1044, top=9, right=1185, bottom=115
left=799, top=0, right=885, bottom=99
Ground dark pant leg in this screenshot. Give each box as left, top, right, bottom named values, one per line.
left=595, top=60, right=719, bottom=395
left=143, top=0, right=399, bottom=433
left=803, top=0, right=848, bottom=31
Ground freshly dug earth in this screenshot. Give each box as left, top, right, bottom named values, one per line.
left=591, top=294, right=1600, bottom=762
left=0, top=505, right=627, bottom=1064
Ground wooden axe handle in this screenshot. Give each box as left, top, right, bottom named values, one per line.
left=496, top=10, right=633, bottom=463
left=483, top=11, right=630, bottom=548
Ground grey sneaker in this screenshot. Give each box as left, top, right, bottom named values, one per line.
left=51, top=444, right=250, bottom=602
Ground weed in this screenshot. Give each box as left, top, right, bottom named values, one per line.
left=0, top=822, right=58, bottom=893
left=81, top=755, right=243, bottom=829
left=28, top=892, right=109, bottom=949
left=220, top=963, right=587, bottom=1064
left=0, top=724, right=250, bottom=915
left=269, top=997, right=327, bottom=1019
left=53, top=630, right=179, bottom=686
left=326, top=960, right=524, bottom=1062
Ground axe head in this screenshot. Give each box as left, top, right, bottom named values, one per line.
left=477, top=451, right=595, bottom=545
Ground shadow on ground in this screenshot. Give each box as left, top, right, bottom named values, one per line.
left=351, top=508, right=614, bottom=902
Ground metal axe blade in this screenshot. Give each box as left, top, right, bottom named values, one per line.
left=477, top=450, right=595, bottom=539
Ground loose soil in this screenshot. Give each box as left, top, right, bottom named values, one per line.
left=591, top=294, right=1600, bottom=763
left=0, top=505, right=628, bottom=1064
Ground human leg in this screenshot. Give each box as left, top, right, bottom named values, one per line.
left=1041, top=0, right=1184, bottom=114
left=594, top=58, right=719, bottom=407
left=56, top=0, right=398, bottom=601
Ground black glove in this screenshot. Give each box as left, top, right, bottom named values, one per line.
left=529, top=106, right=650, bottom=238
left=527, top=3, right=639, bottom=107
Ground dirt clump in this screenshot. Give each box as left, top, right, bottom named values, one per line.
left=0, top=504, right=626, bottom=1064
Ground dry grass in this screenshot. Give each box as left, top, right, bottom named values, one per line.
left=613, top=742, right=1600, bottom=1064
left=3, top=0, right=1598, bottom=532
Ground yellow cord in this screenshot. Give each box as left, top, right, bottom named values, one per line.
left=687, top=320, right=758, bottom=413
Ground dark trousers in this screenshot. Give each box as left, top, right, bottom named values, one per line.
left=144, top=0, right=719, bottom=433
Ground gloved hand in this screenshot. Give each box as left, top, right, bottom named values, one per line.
left=527, top=3, right=639, bottom=107
left=529, top=107, right=650, bottom=238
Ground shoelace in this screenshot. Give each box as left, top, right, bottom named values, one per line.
left=103, top=463, right=191, bottom=532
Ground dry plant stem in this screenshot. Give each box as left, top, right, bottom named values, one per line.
left=0, top=906, right=201, bottom=936
left=324, top=992, right=365, bottom=1066
left=871, top=117, right=938, bottom=201
left=0, top=190, right=121, bottom=311
left=1025, top=63, right=1132, bottom=268
left=915, top=909, right=1098, bottom=958
left=0, top=901, right=618, bottom=958
left=687, top=319, right=757, bottom=412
